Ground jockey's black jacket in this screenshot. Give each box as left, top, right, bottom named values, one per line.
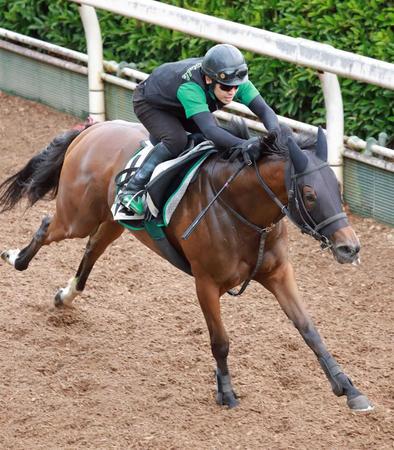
left=137, top=57, right=279, bottom=148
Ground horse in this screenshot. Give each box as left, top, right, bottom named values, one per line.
left=0, top=118, right=373, bottom=412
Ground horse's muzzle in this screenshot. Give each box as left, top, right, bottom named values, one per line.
left=333, top=243, right=361, bottom=264
left=331, top=226, right=361, bottom=264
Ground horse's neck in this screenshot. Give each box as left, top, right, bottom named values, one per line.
left=224, top=157, right=288, bottom=228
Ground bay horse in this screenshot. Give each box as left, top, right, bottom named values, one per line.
left=0, top=118, right=373, bottom=412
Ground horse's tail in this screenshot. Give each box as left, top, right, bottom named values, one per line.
left=0, top=119, right=94, bottom=213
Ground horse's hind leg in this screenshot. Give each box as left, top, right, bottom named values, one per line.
left=1, top=211, right=81, bottom=270
left=257, top=261, right=373, bottom=412
left=54, top=220, right=124, bottom=307
left=1, top=215, right=52, bottom=271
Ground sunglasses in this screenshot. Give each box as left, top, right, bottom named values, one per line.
left=218, top=83, right=238, bottom=92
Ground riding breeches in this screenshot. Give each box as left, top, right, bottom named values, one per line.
left=133, top=85, right=200, bottom=157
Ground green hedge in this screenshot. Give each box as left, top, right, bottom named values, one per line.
left=1, top=0, right=393, bottom=141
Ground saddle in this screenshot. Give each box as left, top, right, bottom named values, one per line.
left=112, top=138, right=217, bottom=226
left=111, top=138, right=218, bottom=275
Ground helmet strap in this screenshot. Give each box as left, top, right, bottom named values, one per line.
left=207, top=82, right=217, bottom=99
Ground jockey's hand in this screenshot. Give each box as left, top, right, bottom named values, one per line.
left=229, top=137, right=261, bottom=165
left=270, top=126, right=291, bottom=152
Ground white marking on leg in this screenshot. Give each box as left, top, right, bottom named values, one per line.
left=56, top=277, right=82, bottom=307
left=1, top=249, right=21, bottom=267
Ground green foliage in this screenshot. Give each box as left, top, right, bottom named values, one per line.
left=0, top=0, right=392, bottom=139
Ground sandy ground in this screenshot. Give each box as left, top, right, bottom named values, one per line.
left=0, top=92, right=393, bottom=449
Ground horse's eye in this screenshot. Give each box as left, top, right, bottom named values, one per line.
left=303, top=187, right=316, bottom=210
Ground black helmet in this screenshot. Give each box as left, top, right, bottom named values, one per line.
left=202, top=44, right=248, bottom=86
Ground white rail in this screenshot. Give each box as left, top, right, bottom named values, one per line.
left=1, top=29, right=392, bottom=163
left=0, top=39, right=87, bottom=74
left=0, top=27, right=88, bottom=63
left=70, top=0, right=394, bottom=90
left=68, top=0, right=394, bottom=183
left=1, top=29, right=392, bottom=159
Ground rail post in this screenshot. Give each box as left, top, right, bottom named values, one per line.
left=318, top=71, right=344, bottom=183
left=78, top=4, right=105, bottom=121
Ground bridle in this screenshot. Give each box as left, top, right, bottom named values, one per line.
left=182, top=151, right=347, bottom=296
left=253, top=159, right=347, bottom=249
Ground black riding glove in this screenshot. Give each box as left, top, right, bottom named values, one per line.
left=229, top=137, right=261, bottom=165
left=270, top=126, right=292, bottom=152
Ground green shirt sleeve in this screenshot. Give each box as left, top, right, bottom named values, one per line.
left=234, top=80, right=260, bottom=106
left=176, top=82, right=210, bottom=118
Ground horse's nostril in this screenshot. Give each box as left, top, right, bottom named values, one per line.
left=337, top=245, right=358, bottom=256
left=349, top=244, right=360, bottom=255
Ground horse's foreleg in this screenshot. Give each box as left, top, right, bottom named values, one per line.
left=195, top=278, right=239, bottom=408
left=1, top=215, right=52, bottom=271
left=55, top=220, right=124, bottom=307
left=258, top=262, right=373, bottom=412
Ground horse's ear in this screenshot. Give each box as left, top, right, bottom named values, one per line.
left=316, top=127, right=328, bottom=161
left=288, top=136, right=308, bottom=173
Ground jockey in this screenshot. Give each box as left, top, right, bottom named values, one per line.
left=121, top=43, right=280, bottom=215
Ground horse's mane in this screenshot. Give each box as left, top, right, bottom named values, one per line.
left=224, top=117, right=315, bottom=159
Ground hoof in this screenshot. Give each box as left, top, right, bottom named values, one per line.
left=215, top=369, right=239, bottom=408
left=54, top=290, right=65, bottom=307
left=347, top=395, right=374, bottom=412
left=1, top=249, right=20, bottom=266
left=216, top=390, right=239, bottom=408
left=54, top=278, right=80, bottom=307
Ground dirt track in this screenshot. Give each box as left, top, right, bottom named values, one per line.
left=0, top=92, right=393, bottom=449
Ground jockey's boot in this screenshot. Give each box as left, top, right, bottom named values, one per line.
left=120, top=142, right=173, bottom=215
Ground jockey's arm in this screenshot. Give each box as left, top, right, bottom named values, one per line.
left=177, top=82, right=243, bottom=149
left=191, top=112, right=244, bottom=149
left=247, top=95, right=279, bottom=132
left=248, top=95, right=290, bottom=152
left=234, top=82, right=279, bottom=132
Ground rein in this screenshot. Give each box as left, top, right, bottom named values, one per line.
left=182, top=149, right=346, bottom=296
left=183, top=157, right=275, bottom=297
left=182, top=162, right=246, bottom=240
left=206, top=159, right=276, bottom=296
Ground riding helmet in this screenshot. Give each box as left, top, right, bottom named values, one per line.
left=201, top=44, right=248, bottom=86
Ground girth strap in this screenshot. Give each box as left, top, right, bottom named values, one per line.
left=144, top=219, right=192, bottom=276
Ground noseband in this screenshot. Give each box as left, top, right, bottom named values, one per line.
left=254, top=160, right=347, bottom=249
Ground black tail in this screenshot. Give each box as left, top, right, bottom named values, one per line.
left=0, top=121, right=94, bottom=212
